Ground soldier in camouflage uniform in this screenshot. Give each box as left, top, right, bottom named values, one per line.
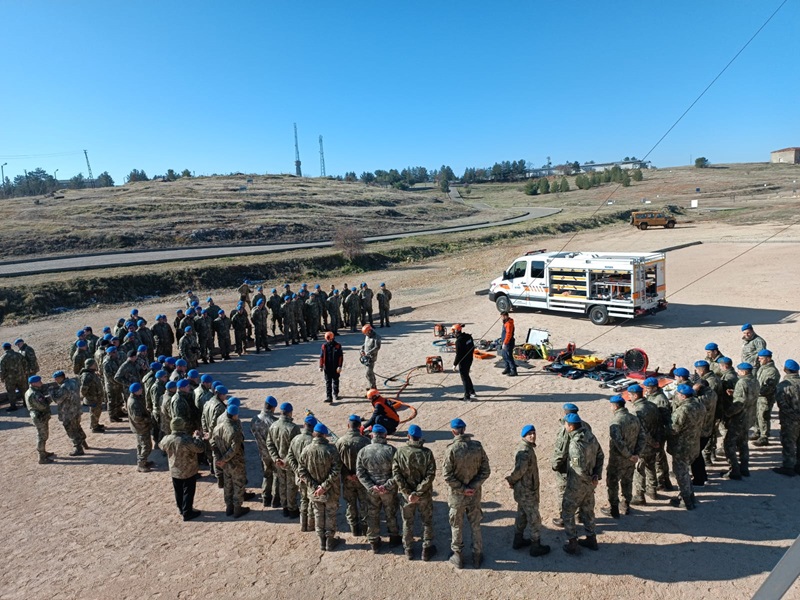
left=280, top=296, right=296, bottom=346
left=251, top=299, right=271, bottom=353
left=601, top=396, right=644, bottom=518
left=193, top=310, right=214, bottom=364
left=213, top=310, right=232, bottom=360
left=251, top=396, right=279, bottom=507
left=267, top=402, right=301, bottom=517
left=326, top=290, right=340, bottom=336
left=79, top=359, right=106, bottom=433
left=722, top=363, right=759, bottom=479
left=152, top=314, right=175, bottom=358
left=359, top=282, right=374, bottom=326
left=51, top=371, right=88, bottom=455
left=297, top=422, right=343, bottom=551
left=341, top=285, right=351, bottom=327
left=506, top=424, right=550, bottom=557
left=643, top=377, right=674, bottom=491
left=1, top=341, right=28, bottom=411
left=376, top=283, right=392, bottom=328
left=15, top=338, right=39, bottom=379
left=212, top=401, right=250, bottom=518
left=551, top=403, right=591, bottom=526
left=267, top=289, right=283, bottom=337
left=304, top=292, right=320, bottom=341
left=205, top=297, right=222, bottom=346
left=753, top=349, right=781, bottom=446
left=102, top=347, right=126, bottom=421
left=71, top=340, right=89, bottom=375
left=392, top=424, right=437, bottom=561
left=69, top=329, right=88, bottom=362
left=335, top=415, right=370, bottom=536
left=704, top=342, right=727, bottom=376
left=345, top=287, right=361, bottom=332
left=25, top=376, right=55, bottom=463
left=443, top=418, right=491, bottom=569
left=553, top=413, right=604, bottom=555
left=179, top=327, right=201, bottom=368
left=741, top=324, right=767, bottom=376
left=701, top=358, right=726, bottom=465
left=291, top=294, right=307, bottom=342
left=774, top=359, right=800, bottom=476
left=667, top=384, right=705, bottom=509
left=629, top=384, right=662, bottom=505
left=690, top=373, right=717, bottom=486
left=147, top=370, right=169, bottom=446
left=287, top=414, right=318, bottom=531
left=202, top=385, right=228, bottom=487
left=126, top=382, right=153, bottom=472
left=83, top=327, right=100, bottom=355
left=160, top=416, right=205, bottom=520
left=357, top=424, right=401, bottom=552
left=230, top=306, right=250, bottom=355
left=161, top=381, right=179, bottom=440
left=715, top=357, right=738, bottom=454
left=136, top=319, right=155, bottom=363
left=114, top=350, right=142, bottom=393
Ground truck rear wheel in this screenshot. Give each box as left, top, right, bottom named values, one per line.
left=495, top=295, right=512, bottom=313
left=639, top=222, right=648, bottom=230
left=588, top=305, right=609, bottom=325
left=665, top=221, right=675, bottom=229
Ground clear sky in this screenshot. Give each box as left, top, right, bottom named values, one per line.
left=1, top=0, right=797, bottom=184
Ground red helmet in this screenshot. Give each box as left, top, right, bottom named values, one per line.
left=452, top=323, right=463, bottom=332
left=362, top=324, right=373, bottom=334
left=366, top=388, right=380, bottom=400
left=324, top=331, right=335, bottom=342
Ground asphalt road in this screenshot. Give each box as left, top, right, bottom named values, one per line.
left=0, top=207, right=561, bottom=278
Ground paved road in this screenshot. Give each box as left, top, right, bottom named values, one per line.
left=0, top=207, right=561, bottom=278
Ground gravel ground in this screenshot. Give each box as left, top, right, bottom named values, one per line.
left=1, top=221, right=799, bottom=600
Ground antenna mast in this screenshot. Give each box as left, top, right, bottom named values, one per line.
left=83, top=149, right=95, bottom=188
left=319, top=135, right=326, bottom=177
left=293, top=123, right=302, bottom=177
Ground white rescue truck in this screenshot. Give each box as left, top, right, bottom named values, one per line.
left=488, top=249, right=668, bottom=325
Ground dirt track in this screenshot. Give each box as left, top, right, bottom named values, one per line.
left=1, top=221, right=799, bottom=600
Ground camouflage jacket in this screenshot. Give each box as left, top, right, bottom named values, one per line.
left=213, top=316, right=231, bottom=340
left=194, top=385, right=214, bottom=413
left=392, top=440, right=435, bottom=499
left=376, top=289, right=392, bottom=309
left=193, top=315, right=212, bottom=339
left=251, top=306, right=268, bottom=329
left=443, top=434, right=491, bottom=496
left=356, top=437, right=397, bottom=491
left=0, top=349, right=27, bottom=383
left=102, top=355, right=123, bottom=389
left=79, top=368, right=104, bottom=405
left=505, top=439, right=540, bottom=504
left=280, top=301, right=295, bottom=323
left=266, top=415, right=300, bottom=462
left=646, top=389, right=672, bottom=436
left=359, top=287, right=374, bottom=309
left=756, top=361, right=780, bottom=401
left=335, top=430, right=370, bottom=477
left=608, top=406, right=645, bottom=463
left=206, top=302, right=222, bottom=321
left=741, top=335, right=767, bottom=367
left=695, top=384, right=718, bottom=437
left=344, top=293, right=360, bottom=314
left=551, top=417, right=592, bottom=472
left=554, top=426, right=604, bottom=485
left=211, top=415, right=245, bottom=470
left=114, top=360, right=141, bottom=389
left=667, top=396, right=705, bottom=461
left=25, top=386, right=51, bottom=420
left=230, top=311, right=250, bottom=333
left=52, top=378, right=82, bottom=421
left=151, top=322, right=175, bottom=347
left=632, top=398, right=662, bottom=448
left=287, top=428, right=314, bottom=473
left=179, top=333, right=199, bottom=361
left=202, top=397, right=226, bottom=435
left=776, top=373, right=800, bottom=422
left=137, top=327, right=155, bottom=350
left=701, top=370, right=725, bottom=419
left=17, top=345, right=39, bottom=376
left=251, top=410, right=277, bottom=463
left=161, top=432, right=205, bottom=479
left=297, top=437, right=341, bottom=499
left=267, top=294, right=283, bottom=315
left=127, top=393, right=152, bottom=435
left=148, top=379, right=167, bottom=415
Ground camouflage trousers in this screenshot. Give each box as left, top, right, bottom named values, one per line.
left=31, top=414, right=50, bottom=455
left=366, top=489, right=399, bottom=542
left=349, top=311, right=359, bottom=331
left=448, top=494, right=483, bottom=554
left=296, top=317, right=307, bottom=341
left=401, top=495, right=434, bottom=549
left=723, top=418, right=748, bottom=477
left=513, top=495, right=542, bottom=542
left=222, top=463, right=247, bottom=510
left=756, top=396, right=775, bottom=440
left=283, top=318, right=296, bottom=344
left=105, top=385, right=124, bottom=418
left=134, top=432, right=152, bottom=465
left=671, top=456, right=693, bottom=499
left=311, top=498, right=339, bottom=538
left=606, top=459, right=635, bottom=508
left=779, top=418, right=800, bottom=470
left=275, top=465, right=298, bottom=510
left=87, top=403, right=103, bottom=430
left=342, top=476, right=368, bottom=531
left=656, top=447, right=672, bottom=486
left=218, top=335, right=231, bottom=359
left=378, top=306, right=390, bottom=327
left=259, top=457, right=277, bottom=500
left=197, top=335, right=211, bottom=360
left=270, top=316, right=281, bottom=337
left=233, top=330, right=247, bottom=355
left=63, top=415, right=87, bottom=449
left=633, top=449, right=658, bottom=500
left=254, top=326, right=269, bottom=351
left=4, top=379, right=26, bottom=408
left=561, top=480, right=595, bottom=539
left=364, top=362, right=377, bottom=389
left=155, top=343, right=172, bottom=359
left=298, top=481, right=313, bottom=526
left=327, top=313, right=339, bottom=336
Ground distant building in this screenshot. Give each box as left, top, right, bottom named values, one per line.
left=771, top=147, right=800, bottom=164
left=580, top=159, right=649, bottom=172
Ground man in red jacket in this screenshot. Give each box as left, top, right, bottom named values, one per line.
left=320, top=332, right=344, bottom=404
left=499, top=312, right=518, bottom=377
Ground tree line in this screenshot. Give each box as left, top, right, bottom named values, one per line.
left=1, top=168, right=114, bottom=198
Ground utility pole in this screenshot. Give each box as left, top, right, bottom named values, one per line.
left=319, top=135, right=326, bottom=177
left=293, top=123, right=302, bottom=177
left=83, top=149, right=95, bottom=187
left=1, top=162, right=6, bottom=197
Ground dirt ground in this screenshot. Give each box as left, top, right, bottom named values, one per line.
left=1, top=220, right=799, bottom=600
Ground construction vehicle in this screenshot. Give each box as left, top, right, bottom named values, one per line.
left=488, top=249, right=668, bottom=325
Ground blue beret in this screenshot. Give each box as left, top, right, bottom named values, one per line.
left=200, top=309, right=208, bottom=315
left=257, top=286, right=263, bottom=291
left=191, top=300, right=199, bottom=307
left=627, top=384, right=642, bottom=394
left=199, top=374, right=212, bottom=384
left=227, top=397, right=240, bottom=406
left=314, top=423, right=329, bottom=435
left=674, top=367, right=690, bottom=378
left=214, top=386, right=228, bottom=395
left=165, top=381, right=177, bottom=390
left=136, top=319, right=144, bottom=326
left=521, top=424, right=535, bottom=437
left=187, top=369, right=200, bottom=379
left=643, top=377, right=659, bottom=387
left=565, top=413, right=582, bottom=424
left=150, top=362, right=161, bottom=370
left=717, top=356, right=733, bottom=365
left=301, top=283, right=308, bottom=287
left=175, top=359, right=187, bottom=367
left=129, top=382, right=142, bottom=393
left=380, top=283, right=386, bottom=287
left=334, top=289, right=339, bottom=294
left=741, top=323, right=753, bottom=331
left=157, top=355, right=167, bottom=363
left=186, top=309, right=195, bottom=316
left=408, top=424, right=422, bottom=438
left=291, top=294, right=297, bottom=299
left=737, top=362, right=753, bottom=371
left=758, top=349, right=772, bottom=357
left=165, top=357, right=177, bottom=365
left=156, top=370, right=168, bottom=378
left=785, top=359, right=799, bottom=371
left=314, top=284, right=320, bottom=289
left=676, top=384, right=694, bottom=396
left=184, top=326, right=192, bottom=333
left=265, top=396, right=277, bottom=408
left=103, top=334, right=113, bottom=341
left=137, top=345, right=147, bottom=353
left=124, top=333, right=135, bottom=339
left=284, top=295, right=291, bottom=301
left=28, top=375, right=42, bottom=384
left=110, top=336, right=119, bottom=341
left=256, top=298, right=264, bottom=306
left=280, top=402, right=293, bottom=412
left=348, top=414, right=361, bottom=422
left=1, top=342, right=10, bottom=350
left=694, top=360, right=709, bottom=368
left=14, top=338, right=24, bottom=345
left=351, top=287, right=357, bottom=292
left=610, top=395, right=625, bottom=404
left=227, top=404, right=239, bottom=416
left=304, top=415, right=318, bottom=426
left=131, top=309, right=139, bottom=315
left=124, top=321, right=134, bottom=328
left=76, top=340, right=87, bottom=347
left=53, top=370, right=65, bottom=379
left=562, top=403, right=579, bottom=412
left=218, top=310, right=225, bottom=315
left=206, top=297, right=213, bottom=302
left=76, top=329, right=85, bottom=337
left=212, top=380, right=222, bottom=389
left=372, top=424, right=387, bottom=434
left=177, top=379, right=191, bottom=388
left=361, top=282, right=366, bottom=287
left=102, top=326, right=111, bottom=333
left=176, top=309, right=183, bottom=314
left=106, top=347, right=116, bottom=354
left=283, top=283, right=290, bottom=288
left=271, top=288, right=277, bottom=293
left=450, top=418, right=466, bottom=429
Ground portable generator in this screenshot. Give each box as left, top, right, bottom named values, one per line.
left=426, top=356, right=444, bottom=373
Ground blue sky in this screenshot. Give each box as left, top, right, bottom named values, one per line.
left=1, top=1, right=797, bottom=184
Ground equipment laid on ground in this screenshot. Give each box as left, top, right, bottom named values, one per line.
left=432, top=339, right=455, bottom=352
left=426, top=356, right=443, bottom=373
left=488, top=249, right=668, bottom=325
left=434, top=324, right=448, bottom=338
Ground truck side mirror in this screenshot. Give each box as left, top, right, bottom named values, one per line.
left=503, top=271, right=510, bottom=280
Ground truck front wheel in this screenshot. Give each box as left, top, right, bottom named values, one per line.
left=495, top=295, right=512, bottom=313
left=588, top=305, right=610, bottom=325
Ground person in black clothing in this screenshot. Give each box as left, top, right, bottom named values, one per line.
left=452, top=324, right=477, bottom=401
left=363, top=388, right=400, bottom=435
left=319, top=332, right=344, bottom=404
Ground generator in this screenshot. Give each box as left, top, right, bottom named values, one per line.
left=434, top=324, right=447, bottom=338
left=426, top=356, right=444, bottom=373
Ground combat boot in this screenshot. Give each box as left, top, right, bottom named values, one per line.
left=773, top=467, right=797, bottom=477
left=282, top=507, right=290, bottom=517
left=226, top=505, right=234, bottom=517
left=629, top=497, right=647, bottom=506
left=319, top=534, right=327, bottom=551
left=388, top=535, right=402, bottom=547
left=326, top=537, right=342, bottom=551
left=70, top=447, right=85, bottom=457
left=137, top=462, right=150, bottom=473
left=513, top=533, right=532, bottom=550
left=233, top=506, right=250, bottom=519
left=621, top=501, right=631, bottom=515
left=300, top=515, right=308, bottom=532
left=421, top=545, right=437, bottom=562
left=370, top=539, right=382, bottom=554
left=472, top=552, right=483, bottom=569
left=530, top=541, right=551, bottom=557
left=449, top=551, right=463, bottom=569
left=552, top=516, right=564, bottom=527
left=741, top=467, right=751, bottom=477
left=82, top=441, right=90, bottom=449
left=271, top=495, right=281, bottom=508
left=38, top=453, right=54, bottom=464
left=288, top=508, right=300, bottom=519
left=405, top=548, right=414, bottom=560
left=563, top=538, right=579, bottom=555
left=600, top=506, right=620, bottom=519
left=682, top=495, right=695, bottom=511
left=45, top=451, right=56, bottom=458
left=577, top=535, right=598, bottom=551
left=720, top=469, right=742, bottom=480
left=262, top=493, right=272, bottom=507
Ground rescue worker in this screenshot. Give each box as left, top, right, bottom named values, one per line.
left=266, top=402, right=301, bottom=518
left=1, top=341, right=28, bottom=411
left=443, top=418, right=491, bottom=569
left=335, top=415, right=370, bottom=537
left=320, top=332, right=343, bottom=404
left=52, top=370, right=87, bottom=456
left=361, top=324, right=381, bottom=390
left=287, top=414, right=318, bottom=531
left=80, top=358, right=106, bottom=433
left=754, top=349, right=780, bottom=446
left=506, top=424, right=550, bottom=557
left=601, top=395, right=644, bottom=519
left=25, top=375, right=55, bottom=463
left=251, top=396, right=279, bottom=507
left=499, top=312, right=517, bottom=376
left=452, top=324, right=476, bottom=401
left=773, top=359, right=800, bottom=476
left=376, top=283, right=392, bottom=327
left=212, top=400, right=250, bottom=518
left=127, top=382, right=154, bottom=473
left=356, top=424, right=401, bottom=553
left=363, top=389, right=400, bottom=435
left=629, top=384, right=662, bottom=506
